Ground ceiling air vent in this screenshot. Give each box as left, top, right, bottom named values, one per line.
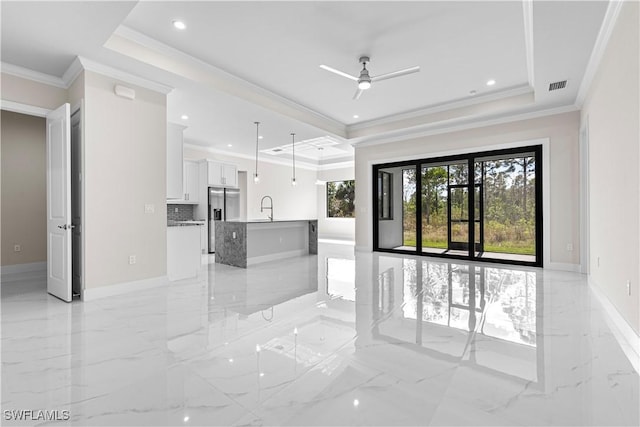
left=549, top=80, right=567, bottom=91
left=272, top=148, right=282, bottom=152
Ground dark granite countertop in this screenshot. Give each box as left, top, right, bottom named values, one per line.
left=225, top=219, right=317, bottom=224
left=167, top=220, right=206, bottom=227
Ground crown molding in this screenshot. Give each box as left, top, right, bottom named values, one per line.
left=351, top=104, right=579, bottom=149
left=76, top=56, right=173, bottom=94
left=62, top=57, right=84, bottom=87
left=318, top=160, right=354, bottom=171
left=2, top=57, right=174, bottom=96
left=111, top=26, right=346, bottom=137
left=184, top=142, right=321, bottom=171
left=1, top=62, right=66, bottom=88
left=575, top=0, right=625, bottom=107
left=347, top=84, right=533, bottom=133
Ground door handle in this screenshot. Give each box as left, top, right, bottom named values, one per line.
left=57, top=224, right=75, bottom=230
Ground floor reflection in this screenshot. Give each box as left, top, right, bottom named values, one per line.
left=2, top=243, right=636, bottom=426
left=364, top=255, right=542, bottom=384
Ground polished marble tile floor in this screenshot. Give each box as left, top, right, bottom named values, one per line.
left=1, top=243, right=638, bottom=426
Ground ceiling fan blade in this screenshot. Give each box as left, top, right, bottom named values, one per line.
left=353, top=88, right=364, bottom=100
left=371, top=66, right=420, bottom=82
left=320, top=64, right=358, bottom=81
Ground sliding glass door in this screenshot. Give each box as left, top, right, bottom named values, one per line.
left=373, top=145, right=542, bottom=267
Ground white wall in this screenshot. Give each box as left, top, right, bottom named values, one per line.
left=354, top=111, right=581, bottom=269
left=318, top=165, right=355, bottom=241
left=581, top=1, right=639, bottom=335
left=184, top=145, right=317, bottom=221
left=83, top=71, right=167, bottom=289
left=0, top=72, right=67, bottom=110
left=0, top=111, right=46, bottom=266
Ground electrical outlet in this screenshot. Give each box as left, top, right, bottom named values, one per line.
left=566, top=243, right=573, bottom=252
left=627, top=280, right=631, bottom=296
left=129, top=255, right=136, bottom=265
left=13, top=244, right=21, bottom=252
left=174, top=207, right=179, bottom=213
left=144, top=204, right=155, bottom=214
left=232, top=231, right=236, bottom=239
left=279, top=237, right=283, bottom=243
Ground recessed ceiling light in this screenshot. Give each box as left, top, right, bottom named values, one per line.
left=486, top=79, right=496, bottom=86
left=172, top=20, right=186, bottom=30
left=227, top=144, right=233, bottom=147
left=353, top=115, right=359, bottom=119
left=180, top=114, right=189, bottom=120
left=258, top=135, right=264, bottom=139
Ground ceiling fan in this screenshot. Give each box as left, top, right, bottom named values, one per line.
left=320, top=56, right=420, bottom=100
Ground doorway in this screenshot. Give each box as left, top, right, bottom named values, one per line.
left=0, top=103, right=83, bottom=301
left=373, top=145, right=542, bottom=267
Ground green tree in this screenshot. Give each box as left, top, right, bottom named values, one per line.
left=327, top=180, right=355, bottom=218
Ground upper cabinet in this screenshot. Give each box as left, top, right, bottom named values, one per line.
left=182, top=160, right=199, bottom=203
left=166, top=123, right=185, bottom=200
left=207, top=160, right=237, bottom=187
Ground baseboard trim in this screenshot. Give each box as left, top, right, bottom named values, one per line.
left=82, top=275, right=169, bottom=301
left=247, top=249, right=307, bottom=267
left=0, top=262, right=46, bottom=276
left=318, top=238, right=356, bottom=246
left=545, top=262, right=581, bottom=272
left=589, top=278, right=640, bottom=373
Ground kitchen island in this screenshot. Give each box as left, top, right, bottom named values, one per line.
left=215, top=219, right=317, bottom=268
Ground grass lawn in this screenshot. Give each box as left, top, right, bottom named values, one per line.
left=403, top=233, right=534, bottom=255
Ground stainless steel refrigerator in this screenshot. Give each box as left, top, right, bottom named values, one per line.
left=208, top=187, right=240, bottom=253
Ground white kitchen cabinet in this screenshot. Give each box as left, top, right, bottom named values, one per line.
left=222, top=163, right=237, bottom=187
left=207, top=161, right=223, bottom=186
left=207, top=160, right=237, bottom=187
left=182, top=160, right=199, bottom=203
left=167, top=226, right=201, bottom=281
left=166, top=123, right=185, bottom=199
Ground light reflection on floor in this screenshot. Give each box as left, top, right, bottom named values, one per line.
left=1, top=243, right=638, bottom=426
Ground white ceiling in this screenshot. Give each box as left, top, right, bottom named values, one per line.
left=1, top=1, right=609, bottom=167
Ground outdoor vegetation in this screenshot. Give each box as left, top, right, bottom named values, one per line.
left=400, top=156, right=536, bottom=255
left=327, top=180, right=355, bottom=218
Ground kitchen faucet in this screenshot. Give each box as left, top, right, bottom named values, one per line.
left=260, top=196, right=273, bottom=221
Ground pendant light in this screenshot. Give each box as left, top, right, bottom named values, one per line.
left=253, top=122, right=260, bottom=183
left=291, top=133, right=297, bottom=186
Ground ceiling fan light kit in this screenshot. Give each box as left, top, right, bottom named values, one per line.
left=320, top=55, right=420, bottom=100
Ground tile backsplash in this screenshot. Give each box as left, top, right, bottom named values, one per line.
left=167, top=204, right=194, bottom=221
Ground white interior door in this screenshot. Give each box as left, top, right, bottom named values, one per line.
left=46, top=103, right=72, bottom=302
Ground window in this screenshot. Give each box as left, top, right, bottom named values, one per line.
left=373, top=145, right=542, bottom=267
left=378, top=171, right=393, bottom=220
left=326, top=180, right=355, bottom=218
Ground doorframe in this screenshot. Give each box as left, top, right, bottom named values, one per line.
left=371, top=138, right=550, bottom=268
left=70, top=101, right=85, bottom=298
left=1, top=99, right=85, bottom=298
